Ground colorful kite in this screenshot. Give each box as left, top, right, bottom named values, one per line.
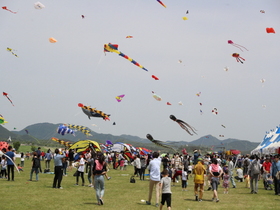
left=182, top=17, right=188, bottom=20
left=0, top=116, right=8, bottom=125
left=260, top=10, right=265, bottom=13
left=152, top=91, right=162, bottom=101
left=49, top=37, right=57, bottom=43
left=7, top=47, right=18, bottom=57
left=152, top=75, right=159, bottom=80
left=232, top=53, right=245, bottom=64
left=170, top=115, right=197, bottom=135
left=167, top=102, right=172, bottom=105
left=51, top=137, right=72, bottom=148
left=212, top=108, right=218, bottom=115
left=57, top=124, right=75, bottom=136
left=146, top=134, right=176, bottom=152
left=3, top=92, right=14, bottom=106
left=2, top=6, right=16, bottom=14
left=196, top=92, right=201, bottom=97
left=104, top=43, right=148, bottom=71
left=67, top=124, right=92, bottom=136
left=34, top=2, right=45, bottom=9
left=116, top=94, right=125, bottom=102
left=78, top=103, right=110, bottom=121
left=157, top=0, right=166, bottom=8
left=69, top=140, right=101, bottom=153
left=266, top=28, right=275, bottom=33
left=228, top=40, right=248, bottom=52
left=126, top=36, right=133, bottom=38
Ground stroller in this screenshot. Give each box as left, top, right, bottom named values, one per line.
left=263, top=173, right=273, bottom=190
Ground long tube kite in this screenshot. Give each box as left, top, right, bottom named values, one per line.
left=51, top=137, right=72, bottom=148
left=78, top=103, right=110, bottom=121
left=157, top=0, right=166, bottom=8
left=104, top=43, right=148, bottom=71
left=146, top=134, right=177, bottom=152
left=67, top=124, right=92, bottom=136
left=3, top=92, right=14, bottom=106
left=170, top=115, right=197, bottom=136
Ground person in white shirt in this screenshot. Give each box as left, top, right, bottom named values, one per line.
left=75, top=154, right=85, bottom=186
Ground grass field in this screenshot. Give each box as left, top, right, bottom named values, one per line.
left=1, top=158, right=279, bottom=210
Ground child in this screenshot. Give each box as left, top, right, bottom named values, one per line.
left=75, top=154, right=85, bottom=186
left=244, top=174, right=250, bottom=188
left=119, top=158, right=124, bottom=170
left=159, top=169, right=172, bottom=210
left=187, top=164, right=193, bottom=178
left=181, top=170, right=188, bottom=191
left=124, top=159, right=128, bottom=170
left=223, top=169, right=230, bottom=194
left=1, top=156, right=7, bottom=178
left=17, top=164, right=24, bottom=171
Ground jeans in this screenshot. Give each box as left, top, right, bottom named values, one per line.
left=45, top=160, right=51, bottom=169
left=76, top=171, right=84, bottom=185
left=273, top=176, right=280, bottom=195
left=30, top=168, right=39, bottom=181
left=229, top=171, right=236, bottom=187
left=94, top=175, right=105, bottom=202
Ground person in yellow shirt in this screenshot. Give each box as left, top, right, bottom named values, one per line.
left=193, top=158, right=206, bottom=202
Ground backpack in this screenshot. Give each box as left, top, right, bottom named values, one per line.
left=95, top=160, right=104, bottom=171
left=251, top=160, right=260, bottom=175
left=130, top=176, right=136, bottom=183
left=33, top=158, right=40, bottom=168
left=243, top=158, right=250, bottom=167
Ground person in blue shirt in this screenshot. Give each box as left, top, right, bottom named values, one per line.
left=6, top=146, right=15, bottom=181
left=52, top=149, right=66, bottom=189
left=270, top=155, right=280, bottom=195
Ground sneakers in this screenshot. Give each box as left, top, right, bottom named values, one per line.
left=146, top=201, right=151, bottom=205
left=233, top=186, right=236, bottom=188
left=212, top=198, right=215, bottom=202
left=207, top=187, right=212, bottom=191
left=195, top=195, right=198, bottom=201
left=99, top=198, right=104, bottom=205
left=58, top=187, right=63, bottom=189
left=107, top=177, right=111, bottom=180
left=216, top=199, right=219, bottom=202
left=74, top=184, right=79, bottom=186
left=199, top=199, right=202, bottom=202
left=155, top=203, right=159, bottom=207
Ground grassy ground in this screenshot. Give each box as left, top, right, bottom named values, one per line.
left=1, top=159, right=279, bottom=210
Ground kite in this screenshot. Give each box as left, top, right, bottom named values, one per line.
left=152, top=91, right=162, bottom=101
left=260, top=79, right=265, bottom=83
left=104, top=43, right=148, bottom=71
left=57, top=124, right=75, bottom=136
left=113, top=122, right=116, bottom=125
left=178, top=101, right=183, bottom=105
left=81, top=15, right=85, bottom=18
left=7, top=47, right=18, bottom=57
left=224, top=67, right=229, bottom=71
left=228, top=40, right=248, bottom=52
left=3, top=92, right=14, bottom=106
left=116, top=94, right=125, bottom=102
left=0, top=116, right=8, bottom=125
left=199, top=103, right=202, bottom=106
left=0, top=150, right=20, bottom=173
left=126, top=36, right=133, bottom=38
left=167, top=102, right=171, bottom=105
left=178, top=60, right=182, bottom=63
left=200, top=110, right=203, bottom=115
left=266, top=28, right=275, bottom=33
left=25, top=130, right=28, bottom=134
left=182, top=17, right=188, bottom=20
left=146, top=134, right=176, bottom=152
left=219, top=135, right=224, bottom=137
left=196, top=92, right=201, bottom=97
left=2, top=6, right=16, bottom=14
left=49, top=37, right=57, bottom=43
left=69, top=140, right=101, bottom=153
left=212, top=108, right=218, bottom=115
left=78, top=103, right=110, bottom=121
left=260, top=10, right=265, bottom=13
left=152, top=75, right=159, bottom=80
left=157, top=0, right=166, bottom=8
left=232, top=53, right=245, bottom=64
left=67, top=124, right=92, bottom=136
left=51, top=137, right=72, bottom=148
left=186, top=10, right=189, bottom=14
left=221, top=125, right=226, bottom=128
left=169, top=115, right=197, bottom=136
left=34, top=2, right=45, bottom=9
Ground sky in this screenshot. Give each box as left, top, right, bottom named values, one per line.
left=1, top=0, right=280, bottom=143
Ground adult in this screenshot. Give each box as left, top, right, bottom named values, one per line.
left=262, top=157, right=272, bottom=190
left=52, top=149, right=66, bottom=189
left=193, top=150, right=201, bottom=165
left=228, top=157, right=236, bottom=188
left=29, top=152, right=40, bottom=181
left=68, top=149, right=74, bottom=171
left=209, top=158, right=223, bottom=202
left=93, top=152, right=108, bottom=205
left=36, top=147, right=42, bottom=173
left=146, top=152, right=161, bottom=207
left=75, top=153, right=85, bottom=186
left=243, top=154, right=250, bottom=175
left=270, top=155, right=280, bottom=195
left=134, top=154, right=141, bottom=178
left=84, top=150, right=91, bottom=174
left=6, top=146, right=15, bottom=181
left=140, top=155, right=147, bottom=180
left=193, top=158, right=206, bottom=202
left=248, top=154, right=261, bottom=194
left=44, top=149, right=52, bottom=171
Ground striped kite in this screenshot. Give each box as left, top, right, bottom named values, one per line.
left=104, top=43, right=148, bottom=71
left=57, top=124, right=75, bottom=136
left=78, top=103, right=110, bottom=121
left=3, top=92, right=14, bottom=106
left=157, top=0, right=166, bottom=8
left=69, top=140, right=101, bottom=153
left=67, top=124, right=92, bottom=136
left=51, top=137, right=72, bottom=148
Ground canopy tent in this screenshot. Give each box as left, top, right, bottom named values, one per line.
left=251, top=126, right=280, bottom=155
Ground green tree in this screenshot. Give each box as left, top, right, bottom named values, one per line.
left=13, top=141, right=21, bottom=151
left=30, top=145, right=36, bottom=152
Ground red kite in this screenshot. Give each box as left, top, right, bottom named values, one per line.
left=3, top=92, right=14, bottom=106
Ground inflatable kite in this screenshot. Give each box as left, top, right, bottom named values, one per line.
left=57, top=124, right=75, bottom=136
left=228, top=40, right=248, bottom=52
left=49, top=37, right=57, bottom=43
left=116, top=94, right=125, bottom=102
left=169, top=115, right=197, bottom=136
left=78, top=103, right=110, bottom=121
left=0, top=141, right=9, bottom=151
left=104, top=43, right=148, bottom=71
left=157, top=0, right=166, bottom=8
left=152, top=75, right=159, bottom=80
left=2, top=6, right=16, bottom=14
left=146, top=134, right=176, bottom=152
left=34, top=2, right=45, bottom=9
left=0, top=116, right=8, bottom=125
left=51, top=137, right=72, bottom=148
left=232, top=53, right=245, bottom=64
left=7, top=47, right=18, bottom=57
left=266, top=28, right=275, bottom=33
left=67, top=124, right=92, bottom=136
left=152, top=91, right=162, bottom=101
left=126, top=36, right=133, bottom=38
left=69, top=140, right=101, bottom=153
left=3, top=92, right=14, bottom=106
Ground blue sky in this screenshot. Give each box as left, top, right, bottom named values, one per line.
left=1, top=0, right=280, bottom=143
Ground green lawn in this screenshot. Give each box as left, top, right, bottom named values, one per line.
left=1, top=158, right=279, bottom=210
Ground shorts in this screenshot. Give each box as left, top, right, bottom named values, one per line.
left=161, top=193, right=171, bottom=207
left=211, top=177, right=219, bottom=191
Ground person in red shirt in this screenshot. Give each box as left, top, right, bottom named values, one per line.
left=262, top=158, right=272, bottom=190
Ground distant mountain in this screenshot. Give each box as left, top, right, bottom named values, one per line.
left=0, top=123, right=259, bottom=152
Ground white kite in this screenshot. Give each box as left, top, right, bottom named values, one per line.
left=34, top=2, right=45, bottom=9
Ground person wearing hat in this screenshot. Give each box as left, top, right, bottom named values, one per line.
left=270, top=155, right=280, bottom=195
left=193, top=158, right=206, bottom=202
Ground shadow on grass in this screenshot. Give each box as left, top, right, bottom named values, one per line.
left=84, top=202, right=98, bottom=205
left=184, top=198, right=214, bottom=202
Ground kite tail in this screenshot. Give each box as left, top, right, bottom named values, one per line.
left=235, top=44, right=249, bottom=51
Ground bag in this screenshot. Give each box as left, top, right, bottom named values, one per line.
left=130, top=176, right=136, bottom=183
left=44, top=169, right=50, bottom=173
left=276, top=171, right=280, bottom=180
left=73, top=170, right=78, bottom=176
left=251, top=160, right=260, bottom=175
left=95, top=160, right=104, bottom=171
left=33, top=158, right=40, bottom=168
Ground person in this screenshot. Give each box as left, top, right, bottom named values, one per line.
left=6, top=146, right=15, bottom=181
left=1, top=156, right=7, bottom=178
left=20, top=152, right=25, bottom=167
left=17, top=164, right=23, bottom=172
left=193, top=158, right=206, bottom=202
left=235, top=166, right=244, bottom=182
left=243, top=154, right=250, bottom=175
left=193, top=150, right=201, bottom=165
left=84, top=150, right=91, bottom=174
left=139, top=155, right=147, bottom=180
left=209, top=158, right=223, bottom=202
left=68, top=149, right=74, bottom=171
left=248, top=154, right=261, bottom=194
left=159, top=169, right=172, bottom=210
left=162, top=155, right=169, bottom=170
left=146, top=152, right=161, bottom=207
left=134, top=154, right=141, bottom=178
left=262, top=157, right=272, bottom=190
left=119, top=158, right=124, bottom=170
left=92, top=152, right=108, bottom=205
left=44, top=149, right=52, bottom=170
left=223, top=169, right=230, bottom=194
left=75, top=153, right=85, bottom=186
left=228, top=157, right=236, bottom=188
left=29, top=152, right=40, bottom=181
left=36, top=147, right=42, bottom=173
left=52, top=148, right=66, bottom=189
left=124, top=159, right=128, bottom=170
left=270, top=154, right=280, bottom=195
left=181, top=169, right=187, bottom=191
